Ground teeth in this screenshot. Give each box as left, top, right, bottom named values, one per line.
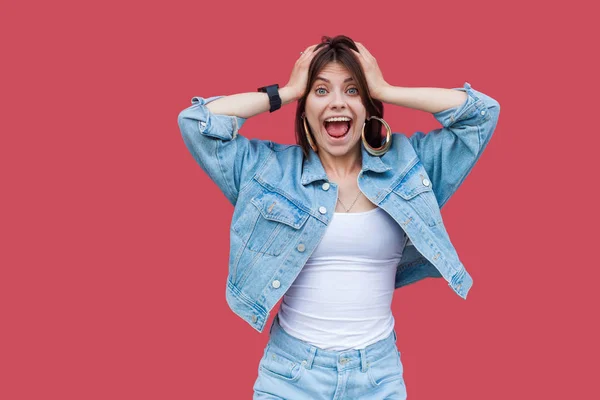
left=325, top=117, right=351, bottom=122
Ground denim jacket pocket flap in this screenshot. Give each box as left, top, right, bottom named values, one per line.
left=251, top=191, right=309, bottom=229
left=392, top=163, right=433, bottom=200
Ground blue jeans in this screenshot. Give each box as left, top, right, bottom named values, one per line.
left=253, top=315, right=407, bottom=399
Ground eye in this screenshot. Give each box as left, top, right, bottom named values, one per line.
left=315, top=87, right=327, bottom=95
left=347, top=87, right=359, bottom=95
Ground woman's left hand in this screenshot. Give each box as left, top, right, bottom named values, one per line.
left=351, top=43, right=390, bottom=101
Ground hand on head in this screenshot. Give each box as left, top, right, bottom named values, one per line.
left=283, top=44, right=323, bottom=100
left=349, top=42, right=390, bottom=101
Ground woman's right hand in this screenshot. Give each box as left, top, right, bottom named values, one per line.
left=282, top=44, right=322, bottom=101
left=204, top=45, right=322, bottom=118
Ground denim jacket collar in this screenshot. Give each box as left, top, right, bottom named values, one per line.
left=360, top=144, right=393, bottom=173
left=300, top=143, right=392, bottom=185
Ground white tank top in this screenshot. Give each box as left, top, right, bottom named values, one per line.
left=277, top=207, right=408, bottom=350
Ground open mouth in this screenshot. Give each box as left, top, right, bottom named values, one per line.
left=323, top=117, right=353, bottom=139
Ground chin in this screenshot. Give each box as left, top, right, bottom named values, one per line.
left=320, top=138, right=361, bottom=157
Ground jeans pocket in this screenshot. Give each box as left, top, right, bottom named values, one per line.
left=258, top=344, right=304, bottom=382
left=367, top=349, right=405, bottom=387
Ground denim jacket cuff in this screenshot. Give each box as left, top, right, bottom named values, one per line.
left=432, top=82, right=490, bottom=128
left=189, top=96, right=247, bottom=140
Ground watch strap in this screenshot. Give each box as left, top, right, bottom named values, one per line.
left=257, top=84, right=282, bottom=113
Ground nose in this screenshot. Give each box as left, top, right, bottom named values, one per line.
left=329, top=89, right=347, bottom=109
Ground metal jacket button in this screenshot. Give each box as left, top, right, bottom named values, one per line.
left=422, top=178, right=431, bottom=187
left=322, top=182, right=330, bottom=191
left=297, top=243, right=306, bottom=252
left=272, top=280, right=281, bottom=289
left=319, top=206, right=327, bottom=214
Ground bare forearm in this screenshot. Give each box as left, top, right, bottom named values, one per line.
left=375, top=85, right=468, bottom=114
left=205, top=86, right=299, bottom=119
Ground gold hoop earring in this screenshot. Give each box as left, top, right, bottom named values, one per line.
left=303, top=116, right=318, bottom=153
left=362, top=116, right=392, bottom=156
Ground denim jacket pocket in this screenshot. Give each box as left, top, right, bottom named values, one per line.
left=392, top=162, right=443, bottom=227
left=232, top=189, right=309, bottom=257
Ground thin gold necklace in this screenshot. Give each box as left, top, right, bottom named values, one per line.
left=337, top=191, right=363, bottom=212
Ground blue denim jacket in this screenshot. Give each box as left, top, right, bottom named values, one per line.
left=178, top=82, right=500, bottom=333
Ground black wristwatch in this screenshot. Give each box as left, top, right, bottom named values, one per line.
left=257, top=84, right=282, bottom=113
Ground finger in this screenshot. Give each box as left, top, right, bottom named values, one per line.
left=351, top=48, right=369, bottom=68
left=356, top=42, right=373, bottom=58
left=350, top=48, right=362, bottom=58
left=303, top=44, right=318, bottom=53
left=310, top=45, right=325, bottom=55
left=298, top=45, right=313, bottom=57
left=305, top=46, right=325, bottom=61
left=350, top=49, right=366, bottom=65
left=299, top=44, right=319, bottom=59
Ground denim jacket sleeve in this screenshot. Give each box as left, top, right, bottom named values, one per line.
left=408, top=82, right=500, bottom=209
left=177, top=96, right=273, bottom=205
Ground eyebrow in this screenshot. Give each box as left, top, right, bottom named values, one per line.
left=315, top=76, right=354, bottom=83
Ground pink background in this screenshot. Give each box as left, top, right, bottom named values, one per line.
left=1, top=0, right=598, bottom=398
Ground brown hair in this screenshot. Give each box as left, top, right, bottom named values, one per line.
left=295, top=35, right=385, bottom=157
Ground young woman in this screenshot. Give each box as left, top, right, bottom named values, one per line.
left=178, top=35, right=500, bottom=399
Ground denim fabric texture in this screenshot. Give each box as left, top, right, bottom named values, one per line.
left=253, top=315, right=407, bottom=399
left=177, top=82, right=501, bottom=333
